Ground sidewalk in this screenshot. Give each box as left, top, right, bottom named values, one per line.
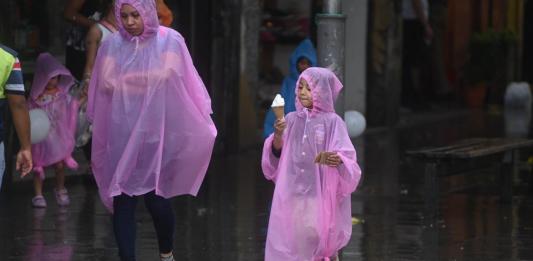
left=1, top=108, right=532, bottom=260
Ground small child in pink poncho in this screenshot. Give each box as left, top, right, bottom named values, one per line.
left=29, top=53, right=80, bottom=208
left=262, top=67, right=362, bottom=261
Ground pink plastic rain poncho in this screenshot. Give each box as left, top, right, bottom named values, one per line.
left=87, top=0, right=217, bottom=212
left=29, top=53, right=80, bottom=175
left=262, top=67, right=362, bottom=261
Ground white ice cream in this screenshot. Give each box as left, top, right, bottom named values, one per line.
left=271, top=94, right=285, bottom=107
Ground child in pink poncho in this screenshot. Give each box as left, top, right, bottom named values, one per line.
left=29, top=53, right=80, bottom=208
left=262, top=67, right=362, bottom=261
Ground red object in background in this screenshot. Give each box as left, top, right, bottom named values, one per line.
left=156, top=0, right=173, bottom=27
left=260, top=12, right=309, bottom=44
left=260, top=30, right=277, bottom=43
left=444, top=0, right=511, bottom=93
left=464, top=82, right=487, bottom=108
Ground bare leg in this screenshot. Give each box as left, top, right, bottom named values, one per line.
left=32, top=170, right=47, bottom=208
left=33, top=174, right=43, bottom=196
left=55, top=162, right=65, bottom=190
left=54, top=162, right=70, bottom=206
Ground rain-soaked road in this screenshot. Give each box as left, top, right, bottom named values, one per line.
left=1, top=109, right=533, bottom=260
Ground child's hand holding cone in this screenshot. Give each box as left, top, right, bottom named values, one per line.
left=271, top=93, right=286, bottom=151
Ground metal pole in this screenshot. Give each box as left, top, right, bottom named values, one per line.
left=317, top=0, right=346, bottom=115
left=324, top=0, right=342, bottom=13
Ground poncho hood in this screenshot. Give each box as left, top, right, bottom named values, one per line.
left=288, top=38, right=317, bottom=80
left=30, top=53, right=75, bottom=102
left=115, top=0, right=159, bottom=42
left=295, top=67, right=343, bottom=115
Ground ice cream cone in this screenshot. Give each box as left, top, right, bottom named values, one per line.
left=272, top=106, right=284, bottom=120
left=271, top=94, right=286, bottom=120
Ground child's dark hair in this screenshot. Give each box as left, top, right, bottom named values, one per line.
left=297, top=57, right=310, bottom=64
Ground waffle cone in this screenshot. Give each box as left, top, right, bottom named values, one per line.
left=272, top=106, right=284, bottom=119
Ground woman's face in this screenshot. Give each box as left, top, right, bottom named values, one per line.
left=120, top=4, right=144, bottom=36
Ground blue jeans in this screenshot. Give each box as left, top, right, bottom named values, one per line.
left=113, top=191, right=175, bottom=261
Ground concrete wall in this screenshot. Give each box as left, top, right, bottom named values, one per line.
left=343, top=0, right=368, bottom=114
left=238, top=0, right=261, bottom=149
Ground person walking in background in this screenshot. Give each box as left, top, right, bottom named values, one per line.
left=263, top=38, right=316, bottom=138
left=78, top=0, right=118, bottom=161
left=401, top=0, right=433, bottom=110
left=0, top=44, right=32, bottom=189
left=64, top=0, right=101, bottom=80
left=83, top=0, right=118, bottom=91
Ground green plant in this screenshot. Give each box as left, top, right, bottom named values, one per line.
left=464, top=29, right=518, bottom=85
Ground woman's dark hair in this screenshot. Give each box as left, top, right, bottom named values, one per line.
left=99, top=0, right=114, bottom=15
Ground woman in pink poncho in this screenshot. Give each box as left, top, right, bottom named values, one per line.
left=262, top=67, right=362, bottom=261
left=86, top=0, right=216, bottom=260
left=29, top=53, right=80, bottom=208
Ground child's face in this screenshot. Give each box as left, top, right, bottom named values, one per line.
left=298, top=78, right=313, bottom=108
left=46, top=76, right=59, bottom=90
left=297, top=58, right=311, bottom=74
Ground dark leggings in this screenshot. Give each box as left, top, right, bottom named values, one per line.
left=113, top=191, right=175, bottom=261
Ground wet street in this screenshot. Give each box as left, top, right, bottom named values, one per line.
left=1, top=109, right=533, bottom=261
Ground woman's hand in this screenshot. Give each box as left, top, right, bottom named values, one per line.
left=272, top=118, right=286, bottom=150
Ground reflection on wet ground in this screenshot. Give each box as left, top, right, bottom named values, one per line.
left=1, top=110, right=533, bottom=260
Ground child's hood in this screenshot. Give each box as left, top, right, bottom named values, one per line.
left=30, top=52, right=75, bottom=101
left=295, top=67, right=342, bottom=115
